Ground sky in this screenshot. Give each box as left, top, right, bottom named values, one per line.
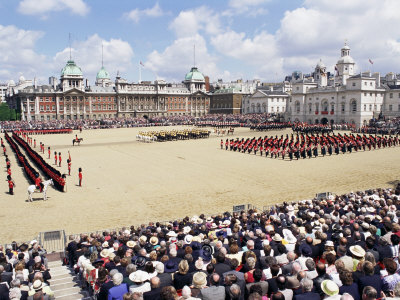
left=1, top=0, right=400, bottom=85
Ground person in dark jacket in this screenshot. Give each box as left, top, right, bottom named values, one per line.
left=357, top=261, right=382, bottom=297
left=339, top=271, right=360, bottom=300
left=294, top=278, right=320, bottom=300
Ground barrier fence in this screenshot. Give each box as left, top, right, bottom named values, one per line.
left=38, top=230, right=66, bottom=254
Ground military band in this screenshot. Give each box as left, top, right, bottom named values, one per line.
left=221, top=132, right=399, bottom=160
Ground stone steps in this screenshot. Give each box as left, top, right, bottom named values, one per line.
left=48, top=260, right=91, bottom=299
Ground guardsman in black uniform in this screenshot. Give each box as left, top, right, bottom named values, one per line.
left=321, top=144, right=326, bottom=157
left=313, top=144, right=318, bottom=158
left=288, top=147, right=293, bottom=161
left=225, top=139, right=229, bottom=150
left=295, top=147, right=300, bottom=160
left=307, top=145, right=312, bottom=158
left=347, top=142, right=352, bottom=153
left=335, top=143, right=339, bottom=155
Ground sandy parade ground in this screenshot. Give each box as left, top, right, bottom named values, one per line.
left=1, top=126, right=400, bottom=243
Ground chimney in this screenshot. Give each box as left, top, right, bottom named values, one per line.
left=270, top=85, right=273, bottom=92
left=34, top=77, right=37, bottom=89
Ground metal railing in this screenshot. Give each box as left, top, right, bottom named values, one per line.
left=38, top=230, right=66, bottom=253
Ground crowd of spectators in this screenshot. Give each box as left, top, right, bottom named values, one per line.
left=60, top=184, right=400, bottom=300
left=0, top=115, right=364, bottom=134
left=355, top=117, right=400, bottom=135
left=0, top=241, right=53, bottom=299
left=0, top=114, right=277, bottom=131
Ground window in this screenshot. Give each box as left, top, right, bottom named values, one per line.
left=45, top=105, right=49, bottom=111
left=350, top=100, right=357, bottom=113
left=369, top=104, right=372, bottom=111
left=370, top=93, right=372, bottom=96
left=352, top=83, right=356, bottom=87
left=364, top=104, right=367, bottom=111
left=390, top=93, right=393, bottom=99
left=398, top=104, right=400, bottom=111
left=52, top=105, right=55, bottom=111
left=40, top=105, right=44, bottom=111
left=364, top=82, right=367, bottom=86
left=389, top=105, right=393, bottom=111
left=295, top=101, right=300, bottom=113
left=309, top=103, right=312, bottom=113
left=322, top=101, right=328, bottom=111
left=341, top=103, right=345, bottom=113
left=370, top=82, right=373, bottom=86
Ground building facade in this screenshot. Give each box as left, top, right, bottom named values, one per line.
left=209, top=88, right=247, bottom=114
left=242, top=88, right=289, bottom=115
left=7, top=61, right=210, bottom=121
left=286, top=44, right=386, bottom=128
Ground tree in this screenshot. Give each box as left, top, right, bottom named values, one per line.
left=0, top=103, right=17, bottom=121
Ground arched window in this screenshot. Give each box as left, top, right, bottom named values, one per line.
left=315, top=103, right=319, bottom=112
left=257, top=103, right=261, bottom=113
left=330, top=103, right=335, bottom=112
left=251, top=104, right=255, bottom=113
left=350, top=99, right=357, bottom=113
left=262, top=103, right=266, bottom=112
left=322, top=100, right=328, bottom=111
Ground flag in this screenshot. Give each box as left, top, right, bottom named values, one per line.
left=140, top=61, right=144, bottom=67
left=368, top=58, right=374, bottom=65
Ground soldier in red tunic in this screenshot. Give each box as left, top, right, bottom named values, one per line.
left=78, top=167, right=82, bottom=186
left=7, top=175, right=15, bottom=195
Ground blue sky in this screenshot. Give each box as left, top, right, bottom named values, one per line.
left=1, top=0, right=400, bottom=85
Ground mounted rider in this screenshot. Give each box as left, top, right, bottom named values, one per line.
left=35, top=173, right=43, bottom=192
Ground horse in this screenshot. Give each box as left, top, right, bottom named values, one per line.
left=27, top=179, right=54, bottom=202
left=73, top=138, right=83, bottom=146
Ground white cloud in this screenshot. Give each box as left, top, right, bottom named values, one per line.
left=52, top=34, right=134, bottom=83
left=18, top=0, right=89, bottom=18
left=125, top=3, right=164, bottom=23
left=144, top=34, right=222, bottom=82
left=274, top=0, right=400, bottom=75
left=223, top=0, right=270, bottom=16
left=0, top=25, right=46, bottom=82
left=169, top=6, right=221, bottom=38
left=211, top=30, right=284, bottom=80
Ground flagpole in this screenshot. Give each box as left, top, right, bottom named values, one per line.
left=139, top=61, right=142, bottom=83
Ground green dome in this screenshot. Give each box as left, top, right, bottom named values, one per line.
left=61, top=60, right=83, bottom=76
left=96, top=66, right=110, bottom=79
left=185, top=67, right=205, bottom=81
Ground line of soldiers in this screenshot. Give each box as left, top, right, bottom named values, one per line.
left=221, top=132, right=400, bottom=160
left=141, top=128, right=211, bottom=142
left=250, top=122, right=291, bottom=131
left=292, top=123, right=333, bottom=134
